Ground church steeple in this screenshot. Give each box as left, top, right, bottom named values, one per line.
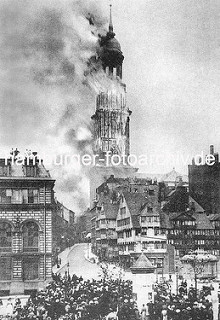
left=89, top=5, right=137, bottom=208
left=91, top=4, right=131, bottom=160
left=109, top=4, right=113, bottom=33
left=99, top=4, right=124, bottom=79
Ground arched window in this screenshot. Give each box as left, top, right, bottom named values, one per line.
left=23, top=221, right=39, bottom=252
left=0, top=221, right=12, bottom=252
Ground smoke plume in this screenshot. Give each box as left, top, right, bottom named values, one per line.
left=0, top=0, right=109, bottom=212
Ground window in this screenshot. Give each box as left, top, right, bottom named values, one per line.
left=0, top=221, right=12, bottom=252
left=117, top=217, right=130, bottom=227
left=25, top=166, right=36, bottom=177
left=0, top=165, right=8, bottom=176
left=0, top=189, right=10, bottom=203
left=0, top=257, right=11, bottom=280
left=23, top=257, right=38, bottom=280
left=120, top=207, right=126, bottom=216
left=125, top=230, right=132, bottom=238
left=0, top=189, right=39, bottom=204
left=23, top=221, right=39, bottom=252
left=118, top=232, right=124, bottom=238
left=141, top=216, right=146, bottom=223
left=157, top=258, right=163, bottom=268
left=28, top=189, right=39, bottom=204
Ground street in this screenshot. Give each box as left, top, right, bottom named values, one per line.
left=59, top=243, right=101, bottom=280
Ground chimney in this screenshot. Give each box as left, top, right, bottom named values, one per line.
left=210, top=145, right=214, bottom=155
left=214, top=153, right=219, bottom=163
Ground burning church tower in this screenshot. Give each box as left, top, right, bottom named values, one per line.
left=90, top=6, right=138, bottom=206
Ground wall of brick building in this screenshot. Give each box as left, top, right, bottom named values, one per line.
left=0, top=180, right=54, bottom=294
left=0, top=208, right=52, bottom=294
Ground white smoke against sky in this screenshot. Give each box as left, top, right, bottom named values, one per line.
left=0, top=0, right=110, bottom=212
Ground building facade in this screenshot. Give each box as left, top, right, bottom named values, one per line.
left=0, top=152, right=55, bottom=295
left=161, top=184, right=220, bottom=264
left=90, top=175, right=174, bottom=276
left=116, top=191, right=172, bottom=275
left=189, top=145, right=220, bottom=215
left=52, top=200, right=75, bottom=257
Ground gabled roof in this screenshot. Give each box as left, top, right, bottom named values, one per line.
left=103, top=203, right=119, bottom=219
left=161, top=169, right=188, bottom=183
left=161, top=211, right=214, bottom=230
left=96, top=181, right=109, bottom=194
left=131, top=253, right=156, bottom=273
left=140, top=204, right=160, bottom=217
left=123, top=192, right=148, bottom=227
left=171, top=211, right=196, bottom=221
left=189, top=196, right=205, bottom=213
left=163, top=190, right=205, bottom=214
left=194, top=213, right=214, bottom=229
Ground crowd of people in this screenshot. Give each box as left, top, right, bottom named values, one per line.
left=1, top=272, right=139, bottom=320
left=0, top=272, right=218, bottom=320
left=147, top=281, right=216, bottom=320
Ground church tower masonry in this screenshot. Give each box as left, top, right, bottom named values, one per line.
left=89, top=6, right=138, bottom=207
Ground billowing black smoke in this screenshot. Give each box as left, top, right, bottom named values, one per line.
left=0, top=0, right=108, bottom=212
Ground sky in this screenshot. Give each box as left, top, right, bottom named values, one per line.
left=1, top=0, right=220, bottom=211
left=111, top=0, right=220, bottom=174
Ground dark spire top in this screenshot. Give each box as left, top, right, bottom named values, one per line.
left=98, top=3, right=124, bottom=71
left=109, top=4, right=113, bottom=33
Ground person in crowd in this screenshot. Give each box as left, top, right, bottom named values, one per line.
left=4, top=273, right=134, bottom=320
left=140, top=304, right=147, bottom=320
left=2, top=273, right=215, bottom=320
